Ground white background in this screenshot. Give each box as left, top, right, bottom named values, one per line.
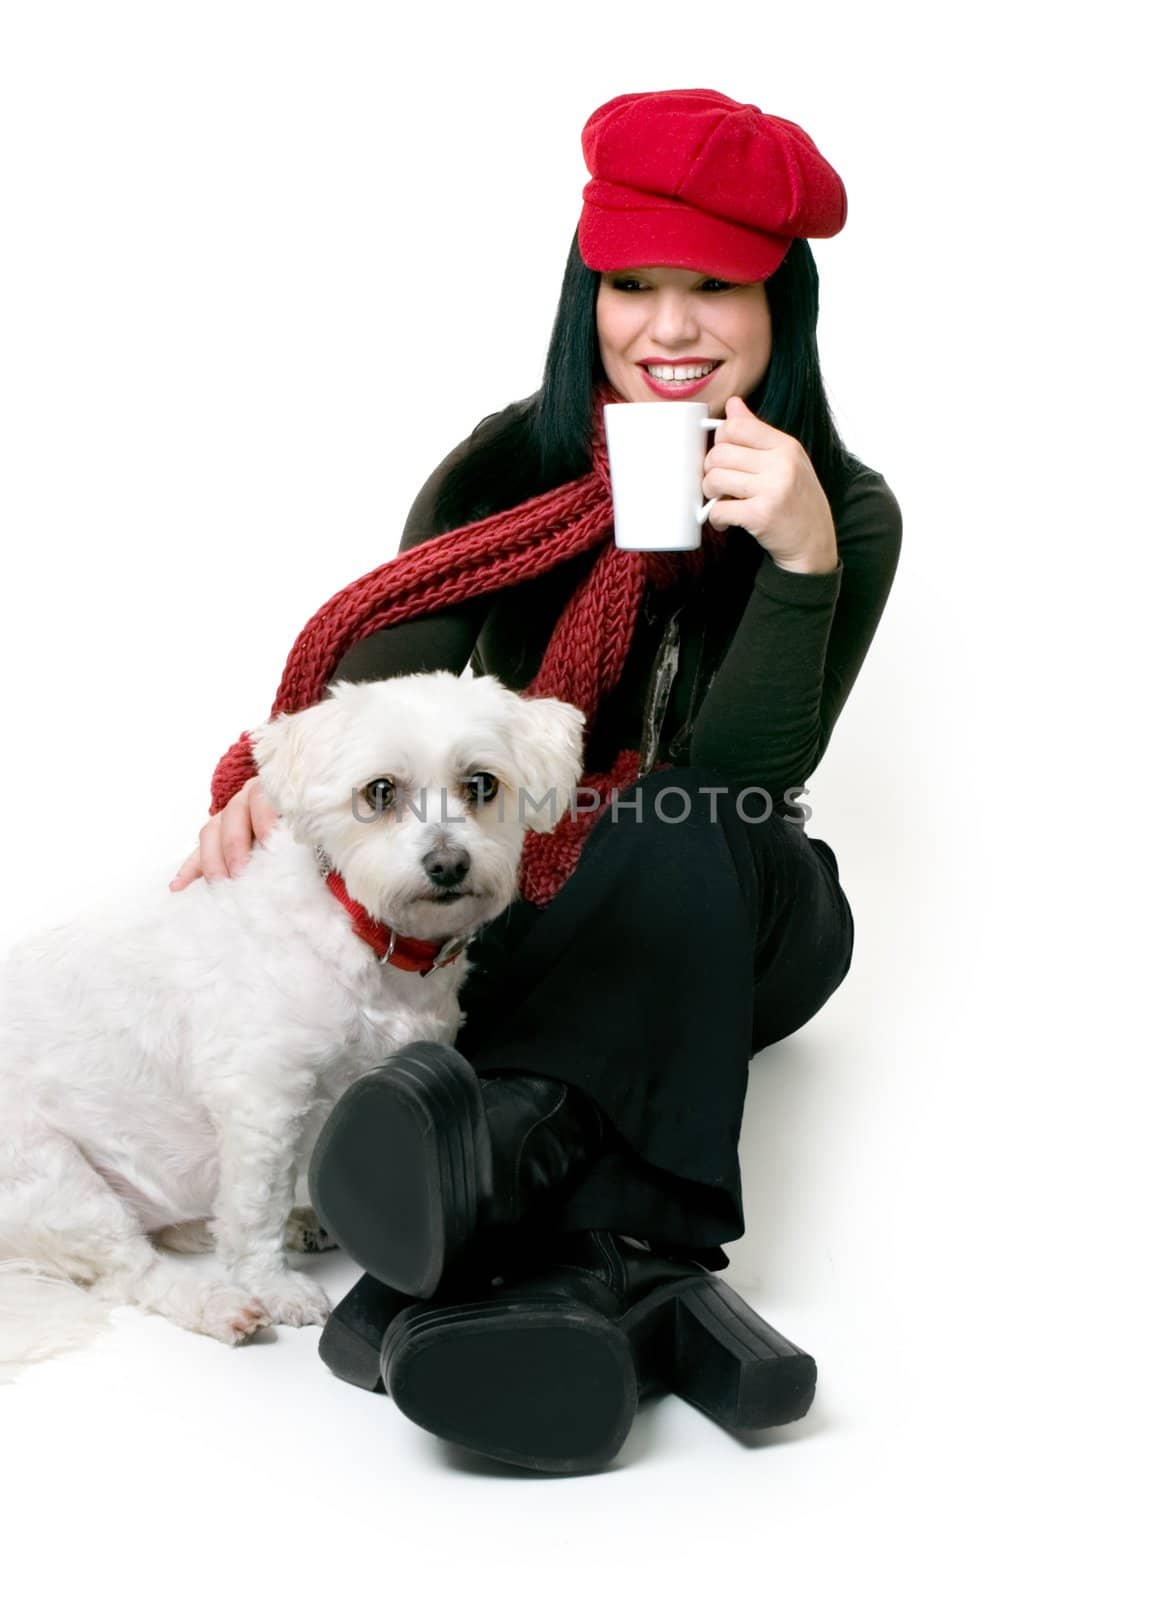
left=1, top=2, right=1151, bottom=1594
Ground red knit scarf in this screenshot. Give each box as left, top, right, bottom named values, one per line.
left=209, top=380, right=729, bottom=908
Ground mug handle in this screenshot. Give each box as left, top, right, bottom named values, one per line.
left=697, top=416, right=724, bottom=526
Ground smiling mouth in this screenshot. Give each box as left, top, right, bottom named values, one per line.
left=637, top=359, right=724, bottom=382
left=418, top=889, right=476, bottom=903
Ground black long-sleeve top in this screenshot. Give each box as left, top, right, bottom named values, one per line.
left=330, top=401, right=903, bottom=813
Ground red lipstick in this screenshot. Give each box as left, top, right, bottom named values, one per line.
left=636, top=359, right=722, bottom=400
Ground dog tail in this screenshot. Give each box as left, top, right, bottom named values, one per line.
left=0, top=1259, right=113, bottom=1383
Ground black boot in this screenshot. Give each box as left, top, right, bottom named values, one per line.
left=318, top=1250, right=507, bottom=1394
left=317, top=1272, right=414, bottom=1394
left=379, top=1229, right=819, bottom=1475
left=308, top=1041, right=605, bottom=1300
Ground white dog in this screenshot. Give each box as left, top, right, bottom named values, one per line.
left=0, top=671, right=584, bottom=1377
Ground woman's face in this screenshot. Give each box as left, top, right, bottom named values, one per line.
left=595, top=265, right=772, bottom=417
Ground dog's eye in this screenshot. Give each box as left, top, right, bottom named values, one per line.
left=465, top=772, right=499, bottom=806
left=364, top=778, right=395, bottom=812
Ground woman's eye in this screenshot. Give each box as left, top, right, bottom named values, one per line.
left=364, top=778, right=395, bottom=811
left=609, top=277, right=731, bottom=292
left=466, top=772, right=499, bottom=805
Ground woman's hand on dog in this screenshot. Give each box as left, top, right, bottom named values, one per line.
left=169, top=775, right=281, bottom=891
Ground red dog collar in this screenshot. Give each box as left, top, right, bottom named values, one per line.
left=317, top=852, right=475, bottom=977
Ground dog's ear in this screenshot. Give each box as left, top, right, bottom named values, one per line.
left=506, top=692, right=587, bottom=834
left=249, top=698, right=338, bottom=822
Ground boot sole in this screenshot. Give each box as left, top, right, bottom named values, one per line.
left=308, top=1042, right=489, bottom=1299
left=380, top=1273, right=816, bottom=1473
left=382, top=1297, right=637, bottom=1474
left=623, top=1274, right=818, bottom=1429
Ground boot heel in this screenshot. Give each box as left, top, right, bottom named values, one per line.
left=318, top=1272, right=414, bottom=1394
left=668, top=1278, right=818, bottom=1429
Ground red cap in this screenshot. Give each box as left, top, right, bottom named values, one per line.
left=578, top=88, right=847, bottom=283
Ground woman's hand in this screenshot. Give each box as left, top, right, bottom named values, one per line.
left=703, top=394, right=839, bottom=574
left=169, top=774, right=281, bottom=892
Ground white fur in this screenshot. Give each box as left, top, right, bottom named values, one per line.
left=0, top=671, right=584, bottom=1379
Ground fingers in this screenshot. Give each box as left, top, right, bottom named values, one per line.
left=704, top=440, right=763, bottom=475
left=168, top=849, right=203, bottom=893
left=719, top=394, right=784, bottom=447
left=168, top=820, right=236, bottom=892
left=703, top=465, right=759, bottom=501
left=215, top=785, right=259, bottom=879
left=248, top=775, right=283, bottom=843
left=169, top=777, right=271, bottom=892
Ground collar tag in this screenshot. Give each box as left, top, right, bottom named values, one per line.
left=420, top=928, right=478, bottom=976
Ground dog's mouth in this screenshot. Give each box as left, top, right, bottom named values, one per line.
left=417, top=888, right=477, bottom=904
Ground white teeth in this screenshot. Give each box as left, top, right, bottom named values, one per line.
left=644, top=362, right=718, bottom=381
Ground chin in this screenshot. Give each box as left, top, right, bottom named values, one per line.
left=390, top=887, right=500, bottom=940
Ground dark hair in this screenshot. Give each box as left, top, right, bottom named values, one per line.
left=434, top=228, right=864, bottom=528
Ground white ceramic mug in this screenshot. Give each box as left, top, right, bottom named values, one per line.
left=603, top=401, right=724, bottom=552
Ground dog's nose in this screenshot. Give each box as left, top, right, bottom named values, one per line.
left=421, top=845, right=472, bottom=889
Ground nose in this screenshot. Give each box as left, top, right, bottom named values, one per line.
left=421, top=844, right=472, bottom=889
left=648, top=288, right=699, bottom=347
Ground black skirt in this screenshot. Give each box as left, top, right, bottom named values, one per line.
left=453, top=764, right=854, bottom=1269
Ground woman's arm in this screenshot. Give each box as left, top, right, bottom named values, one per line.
left=687, top=466, right=903, bottom=799
left=327, top=416, right=511, bottom=687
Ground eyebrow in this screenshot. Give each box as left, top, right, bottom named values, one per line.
left=606, top=269, right=727, bottom=280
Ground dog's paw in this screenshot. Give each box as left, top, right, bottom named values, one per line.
left=284, top=1205, right=336, bottom=1254
left=195, top=1284, right=274, bottom=1346
left=240, top=1270, right=331, bottom=1329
